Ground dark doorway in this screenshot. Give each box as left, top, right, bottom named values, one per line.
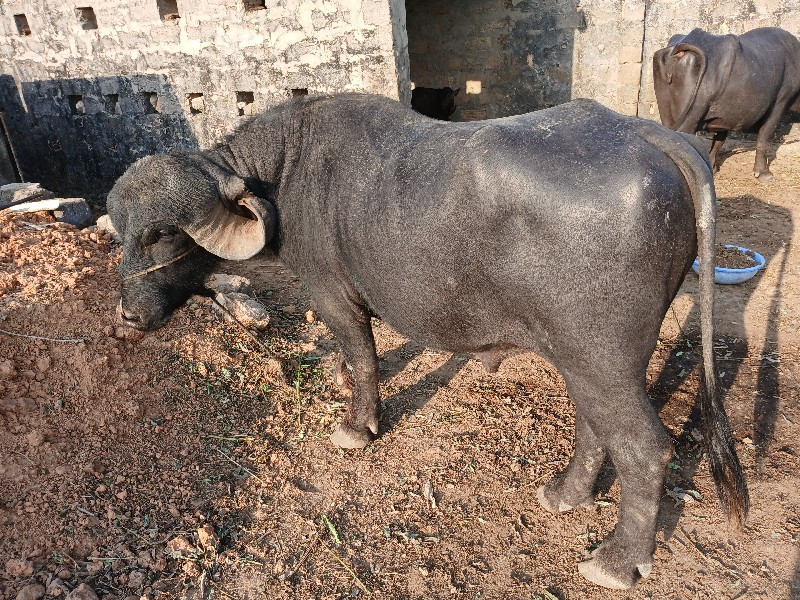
left=405, top=0, right=584, bottom=121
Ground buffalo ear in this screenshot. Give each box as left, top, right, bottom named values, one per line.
left=184, top=178, right=277, bottom=260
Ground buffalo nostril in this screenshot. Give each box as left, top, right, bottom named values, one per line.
left=117, top=302, right=141, bottom=325
left=122, top=310, right=141, bottom=323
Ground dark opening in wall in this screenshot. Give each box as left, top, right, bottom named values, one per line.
left=75, top=7, right=98, bottom=30
left=187, top=93, right=204, bottom=115
left=142, top=92, right=161, bottom=114
left=104, top=93, right=120, bottom=115
left=236, top=91, right=254, bottom=116
left=244, top=0, right=267, bottom=11
left=291, top=88, right=309, bottom=97
left=68, top=95, right=86, bottom=116
left=14, top=14, right=31, bottom=36
left=157, top=0, right=180, bottom=21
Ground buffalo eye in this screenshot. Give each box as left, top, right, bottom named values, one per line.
left=143, top=226, right=178, bottom=246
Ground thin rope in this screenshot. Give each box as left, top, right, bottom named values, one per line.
left=122, top=246, right=199, bottom=282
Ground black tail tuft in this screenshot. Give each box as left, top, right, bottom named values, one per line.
left=699, top=362, right=749, bottom=529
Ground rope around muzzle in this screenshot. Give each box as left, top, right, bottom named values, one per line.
left=121, top=246, right=199, bottom=282
left=119, top=246, right=272, bottom=355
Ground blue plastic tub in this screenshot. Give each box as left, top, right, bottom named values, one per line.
left=692, top=245, right=766, bottom=284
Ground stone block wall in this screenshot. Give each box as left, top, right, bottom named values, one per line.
left=0, top=0, right=407, bottom=196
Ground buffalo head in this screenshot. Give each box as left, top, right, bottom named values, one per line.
left=107, top=154, right=277, bottom=330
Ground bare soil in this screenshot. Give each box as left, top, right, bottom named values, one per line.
left=1, top=148, right=798, bottom=600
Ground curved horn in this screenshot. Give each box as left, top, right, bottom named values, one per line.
left=185, top=189, right=277, bottom=260
left=669, top=42, right=707, bottom=132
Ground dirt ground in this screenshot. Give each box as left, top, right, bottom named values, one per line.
left=0, top=147, right=799, bottom=600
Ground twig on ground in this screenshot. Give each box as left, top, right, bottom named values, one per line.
left=11, top=450, right=35, bottom=465
left=0, top=327, right=87, bottom=344
left=676, top=526, right=742, bottom=582
left=214, top=447, right=267, bottom=485
left=283, top=530, right=322, bottom=581
left=320, top=540, right=371, bottom=596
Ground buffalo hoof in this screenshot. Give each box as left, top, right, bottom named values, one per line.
left=755, top=171, right=774, bottom=182
left=536, top=482, right=594, bottom=514
left=330, top=424, right=373, bottom=449
left=578, top=558, right=636, bottom=590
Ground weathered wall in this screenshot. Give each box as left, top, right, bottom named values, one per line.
left=405, top=0, right=586, bottom=121
left=0, top=0, right=404, bottom=196
left=570, top=0, right=646, bottom=117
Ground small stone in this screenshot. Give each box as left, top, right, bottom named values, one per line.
left=64, top=583, right=98, bottom=600
left=126, top=570, right=146, bottom=589
left=305, top=310, right=315, bottom=323
left=0, top=183, right=54, bottom=206
left=5, top=558, right=33, bottom=578
left=15, top=583, right=45, bottom=600
left=197, top=524, right=219, bottom=550
left=57, top=568, right=71, bottom=580
left=167, top=536, right=195, bottom=558
left=281, top=304, right=296, bottom=314
left=115, top=489, right=128, bottom=501
left=26, top=430, right=44, bottom=447
left=0, top=360, right=17, bottom=378
left=36, top=357, right=51, bottom=372
left=46, top=578, right=67, bottom=597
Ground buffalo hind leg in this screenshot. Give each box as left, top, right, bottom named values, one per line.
left=567, top=375, right=671, bottom=589
left=754, top=102, right=789, bottom=181
left=316, top=297, right=380, bottom=449
left=537, top=411, right=605, bottom=513
left=709, top=131, right=728, bottom=173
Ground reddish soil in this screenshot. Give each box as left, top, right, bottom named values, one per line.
left=1, top=148, right=798, bottom=599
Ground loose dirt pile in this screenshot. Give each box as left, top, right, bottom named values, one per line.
left=1, top=148, right=799, bottom=600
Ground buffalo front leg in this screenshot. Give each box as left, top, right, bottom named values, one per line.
left=316, top=298, right=380, bottom=449
left=537, top=410, right=606, bottom=513
left=568, top=377, right=672, bottom=589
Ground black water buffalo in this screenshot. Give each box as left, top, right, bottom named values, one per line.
left=107, top=93, right=747, bottom=589
left=653, top=27, right=800, bottom=181
left=410, top=86, right=459, bottom=120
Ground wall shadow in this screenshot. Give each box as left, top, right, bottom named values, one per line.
left=404, top=0, right=583, bottom=121
left=0, top=73, right=198, bottom=199
left=646, top=191, right=793, bottom=544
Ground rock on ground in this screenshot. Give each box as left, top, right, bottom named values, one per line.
left=0, top=183, right=54, bottom=207
left=64, top=584, right=98, bottom=600
left=15, top=584, right=45, bottom=600
left=213, top=292, right=270, bottom=330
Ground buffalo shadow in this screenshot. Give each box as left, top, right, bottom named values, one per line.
left=645, top=190, right=793, bottom=549
left=0, top=73, right=198, bottom=199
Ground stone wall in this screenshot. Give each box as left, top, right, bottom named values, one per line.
left=0, top=0, right=405, bottom=196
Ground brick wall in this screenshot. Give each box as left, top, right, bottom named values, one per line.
left=0, top=0, right=405, bottom=196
